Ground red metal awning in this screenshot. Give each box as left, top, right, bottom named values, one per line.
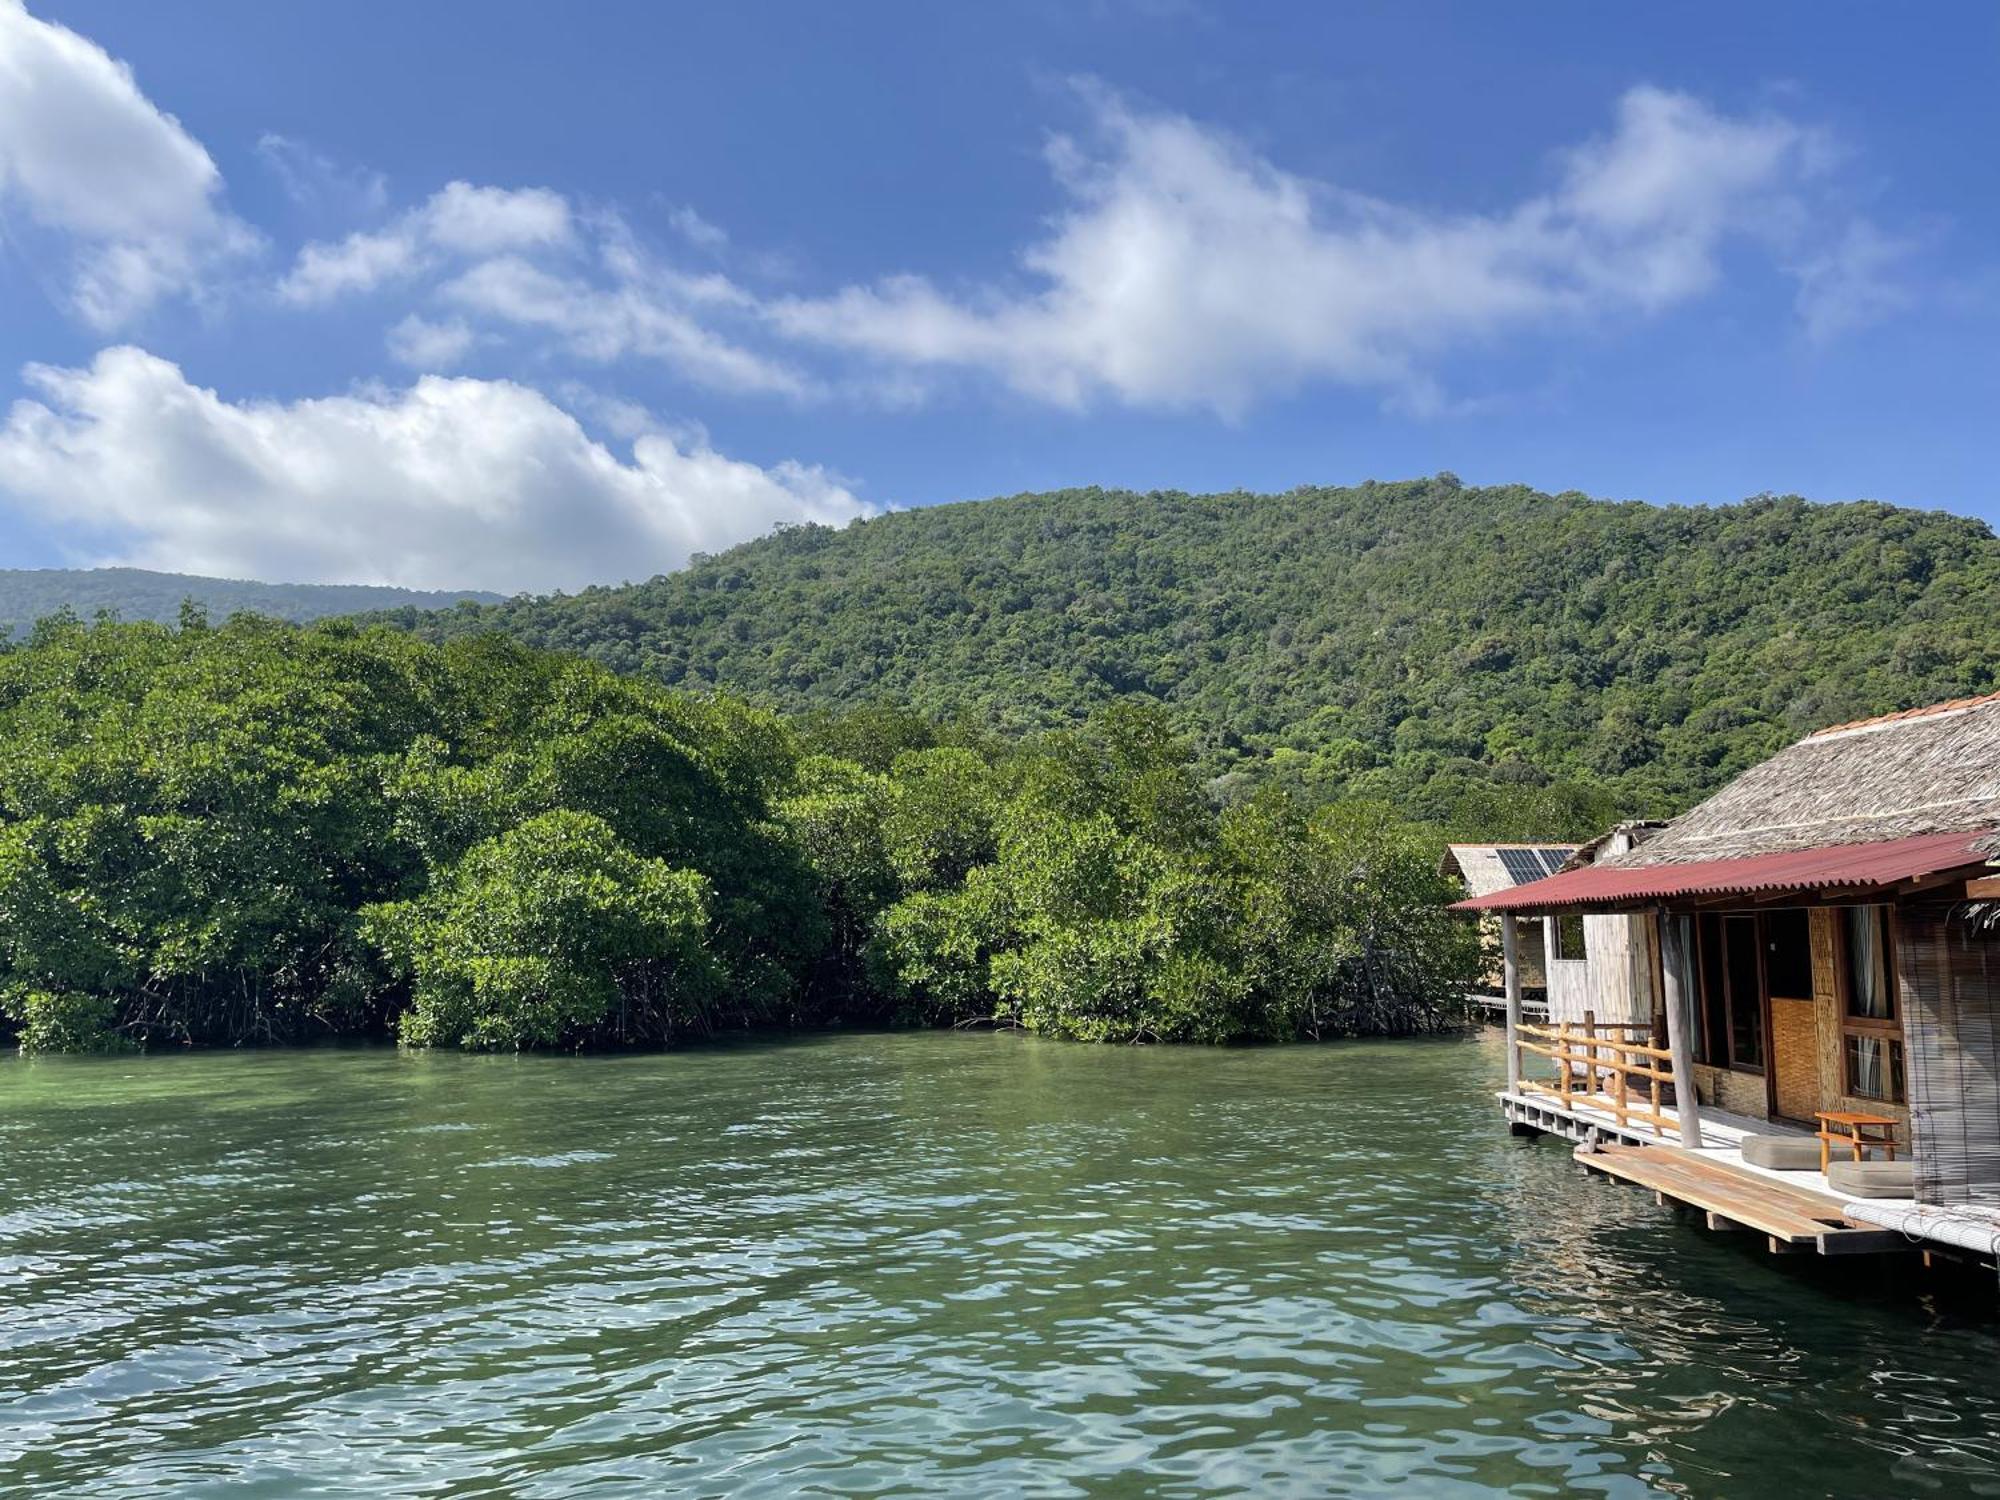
left=1452, top=828, right=1997, bottom=913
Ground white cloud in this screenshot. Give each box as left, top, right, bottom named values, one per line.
left=0, top=347, right=871, bottom=593
left=385, top=313, right=477, bottom=370
left=278, top=180, right=808, bottom=395
left=668, top=205, right=728, bottom=253
left=440, top=252, right=810, bottom=396
left=280, top=226, right=422, bottom=304
left=423, top=181, right=571, bottom=254
left=0, top=0, right=256, bottom=325
left=1792, top=220, right=1915, bottom=343
left=277, top=181, right=572, bottom=304
left=770, top=84, right=1898, bottom=413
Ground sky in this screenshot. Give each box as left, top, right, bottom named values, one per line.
left=0, top=0, right=1994, bottom=593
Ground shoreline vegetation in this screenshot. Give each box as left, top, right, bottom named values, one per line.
left=0, top=610, right=1478, bottom=1055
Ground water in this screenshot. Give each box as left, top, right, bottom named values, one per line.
left=0, top=1032, right=1993, bottom=1498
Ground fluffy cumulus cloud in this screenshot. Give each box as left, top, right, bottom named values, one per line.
left=770, top=85, right=1901, bottom=414
left=0, top=0, right=256, bottom=325
left=0, top=347, right=871, bottom=593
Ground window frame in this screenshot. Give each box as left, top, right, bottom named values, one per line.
left=1719, top=913, right=1766, bottom=1075
left=1693, top=910, right=1766, bottom=1075
left=1553, top=912, right=1588, bottom=963
left=1837, top=905, right=1905, bottom=1103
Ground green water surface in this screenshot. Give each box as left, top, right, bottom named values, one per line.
left=0, top=1031, right=1993, bottom=1497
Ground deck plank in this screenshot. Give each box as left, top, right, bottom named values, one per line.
left=1573, top=1142, right=1899, bottom=1252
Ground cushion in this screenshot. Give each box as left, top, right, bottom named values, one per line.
left=1740, top=1134, right=1823, bottom=1171
left=1826, top=1159, right=1916, bottom=1199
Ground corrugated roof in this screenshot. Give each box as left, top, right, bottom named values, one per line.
left=1453, top=828, right=1996, bottom=914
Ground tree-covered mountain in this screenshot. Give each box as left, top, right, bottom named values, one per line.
left=0, top=567, right=500, bottom=637
left=370, top=478, right=2000, bottom=835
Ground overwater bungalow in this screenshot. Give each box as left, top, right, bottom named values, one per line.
left=1457, top=691, right=2000, bottom=1268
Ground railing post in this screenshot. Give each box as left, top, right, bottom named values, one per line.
left=1583, top=1008, right=1597, bottom=1095
left=1502, top=915, right=1523, bottom=1094
left=1659, top=909, right=1705, bottom=1150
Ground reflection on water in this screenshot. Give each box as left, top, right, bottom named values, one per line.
left=0, top=1031, right=1993, bottom=1497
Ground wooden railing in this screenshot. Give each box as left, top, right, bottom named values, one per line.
left=1514, top=1015, right=1681, bottom=1139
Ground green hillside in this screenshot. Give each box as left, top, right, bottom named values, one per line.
left=373, top=478, right=2000, bottom=834
left=0, top=567, right=500, bottom=638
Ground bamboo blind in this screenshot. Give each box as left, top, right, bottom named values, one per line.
left=1898, top=907, right=2000, bottom=1207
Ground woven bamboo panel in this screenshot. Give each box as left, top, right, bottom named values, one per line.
left=1693, top=1062, right=1769, bottom=1118
left=1770, top=997, right=1819, bottom=1122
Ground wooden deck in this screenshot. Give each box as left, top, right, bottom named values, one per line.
left=1575, top=1142, right=1913, bottom=1255
left=1498, top=1085, right=1930, bottom=1258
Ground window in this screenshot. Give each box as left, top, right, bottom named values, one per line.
left=1553, top=913, right=1588, bottom=962
left=1845, top=1036, right=1905, bottom=1105
left=1763, top=909, right=1813, bottom=999
left=1723, top=915, right=1765, bottom=1071
left=1840, top=906, right=1904, bottom=1103
left=1694, top=911, right=1764, bottom=1072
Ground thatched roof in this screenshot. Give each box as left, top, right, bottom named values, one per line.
left=1610, top=692, right=2000, bottom=868
left=1440, top=843, right=1577, bottom=897
left=1558, top=820, right=1667, bottom=872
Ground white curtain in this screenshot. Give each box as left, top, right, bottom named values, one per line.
left=1849, top=1035, right=1889, bottom=1098
left=1847, top=907, right=1891, bottom=1019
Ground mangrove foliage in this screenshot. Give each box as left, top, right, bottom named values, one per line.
left=0, top=615, right=1475, bottom=1053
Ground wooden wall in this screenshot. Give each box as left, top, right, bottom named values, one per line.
left=1544, top=913, right=1655, bottom=1028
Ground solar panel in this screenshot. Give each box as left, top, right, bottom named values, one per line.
left=1497, top=847, right=1571, bottom=885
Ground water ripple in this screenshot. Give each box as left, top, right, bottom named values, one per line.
left=0, top=1032, right=1994, bottom=1496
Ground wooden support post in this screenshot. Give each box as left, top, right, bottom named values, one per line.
left=1583, top=1007, right=1597, bottom=1095
left=1502, top=915, right=1523, bottom=1094
left=1659, top=910, right=1704, bottom=1150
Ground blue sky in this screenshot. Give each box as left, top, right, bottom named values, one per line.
left=0, top=0, right=1994, bottom=592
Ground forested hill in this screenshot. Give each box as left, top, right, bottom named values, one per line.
left=0, top=567, right=500, bottom=637
left=374, top=478, right=2000, bottom=834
